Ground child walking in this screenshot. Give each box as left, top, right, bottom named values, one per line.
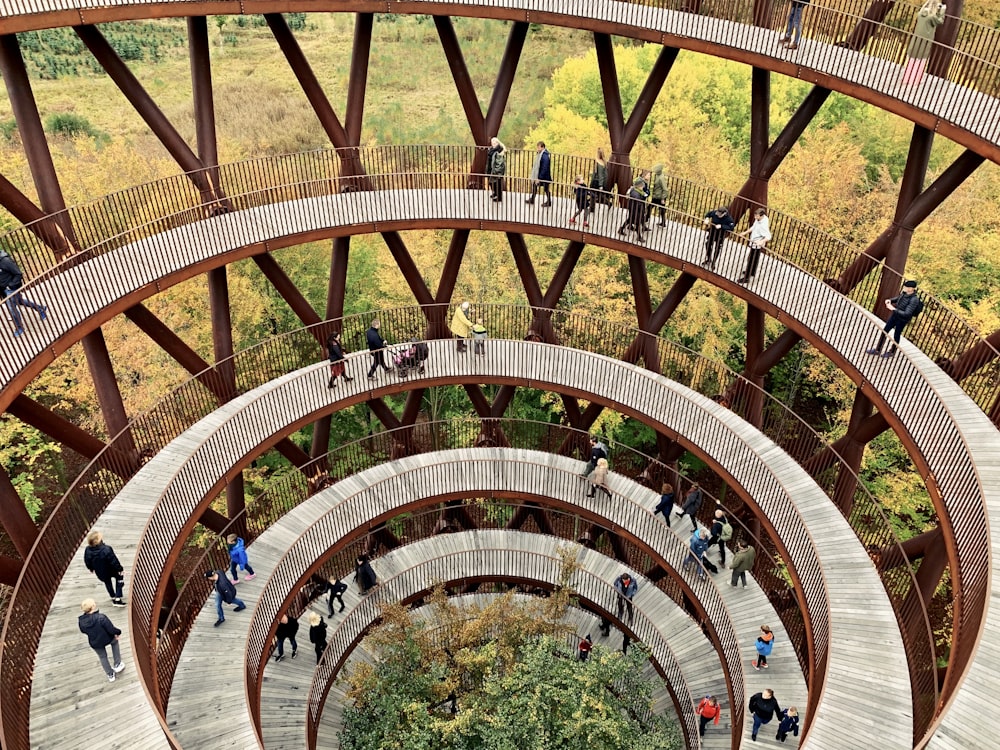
left=227, top=533, right=256, bottom=584
left=472, top=319, right=488, bottom=355
left=753, top=624, right=774, bottom=670
left=568, top=175, right=590, bottom=227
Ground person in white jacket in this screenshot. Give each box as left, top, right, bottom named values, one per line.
left=738, top=207, right=772, bottom=284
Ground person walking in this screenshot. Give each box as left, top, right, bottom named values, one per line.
left=587, top=148, right=608, bottom=218
left=730, top=540, right=757, bottom=588
left=327, top=577, right=348, bottom=616
left=580, top=436, right=608, bottom=477
left=471, top=319, right=488, bottom=355
left=676, top=482, right=703, bottom=532
left=450, top=301, right=473, bottom=353
left=776, top=706, right=799, bottom=742
left=748, top=688, right=782, bottom=741
left=902, top=1, right=947, bottom=85
left=866, top=280, right=924, bottom=358
left=753, top=624, right=775, bottom=670
left=568, top=175, right=590, bottom=227
left=613, top=571, right=638, bottom=624
left=617, top=177, right=648, bottom=244
left=577, top=634, right=593, bottom=662
left=326, top=331, right=354, bottom=389
left=204, top=569, right=246, bottom=627
left=526, top=141, right=552, bottom=206
left=696, top=695, right=721, bottom=738
left=707, top=508, right=732, bottom=565
left=274, top=612, right=299, bottom=662
left=702, top=206, right=735, bottom=270
left=737, top=207, right=772, bottom=284
left=586, top=457, right=611, bottom=500
left=684, top=528, right=717, bottom=578
left=366, top=318, right=392, bottom=379
left=648, top=164, right=668, bottom=227
left=354, top=555, right=378, bottom=594
left=308, top=611, right=328, bottom=664
left=653, top=482, right=675, bottom=526
left=227, top=534, right=256, bottom=584
left=487, top=137, right=507, bottom=202
left=78, top=599, right=125, bottom=682
left=84, top=530, right=126, bottom=607
left=0, top=248, right=47, bottom=338
left=778, top=0, right=810, bottom=50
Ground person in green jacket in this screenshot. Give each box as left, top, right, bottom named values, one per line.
left=450, top=301, right=473, bottom=353
left=648, top=164, right=669, bottom=228
left=730, top=540, right=756, bottom=588
left=471, top=319, right=488, bottom=356
left=902, top=1, right=946, bottom=85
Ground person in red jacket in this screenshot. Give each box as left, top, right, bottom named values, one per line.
left=696, top=695, right=721, bottom=737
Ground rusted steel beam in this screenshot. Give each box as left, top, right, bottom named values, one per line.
left=801, top=408, right=888, bottom=478
left=8, top=394, right=107, bottom=461
left=628, top=256, right=659, bottom=370
left=621, top=46, right=679, bottom=149
left=0, top=555, right=22, bottom=587
left=430, top=230, right=470, bottom=338
left=433, top=16, right=486, bottom=144
left=542, top=241, right=586, bottom=309
left=620, top=272, right=697, bottom=364
left=81, top=329, right=137, bottom=458
left=928, top=0, right=965, bottom=78
left=197, top=506, right=230, bottom=535
left=839, top=1, right=897, bottom=51
left=938, top=328, right=1000, bottom=382
left=834, top=147, right=984, bottom=293
left=0, top=174, right=73, bottom=257
left=345, top=13, right=373, bottom=145
left=507, top=232, right=545, bottom=308
left=733, top=67, right=772, bottom=218
left=266, top=13, right=350, bottom=150
left=464, top=385, right=493, bottom=418
left=0, top=467, right=37, bottom=559
left=529, top=504, right=556, bottom=536
left=208, top=266, right=244, bottom=519
left=380, top=231, right=435, bottom=308
left=252, top=253, right=323, bottom=330
left=881, top=526, right=942, bottom=568
left=483, top=21, right=528, bottom=142
left=75, top=25, right=214, bottom=197
left=0, top=35, right=76, bottom=255
left=367, top=398, right=401, bottom=432
left=187, top=16, right=226, bottom=206
left=743, top=306, right=765, bottom=427
left=273, top=439, right=311, bottom=469
left=123, top=303, right=226, bottom=400
left=595, top=33, right=628, bottom=193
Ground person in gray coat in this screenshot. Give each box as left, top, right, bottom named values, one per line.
left=78, top=598, right=125, bottom=682
left=676, top=483, right=703, bottom=532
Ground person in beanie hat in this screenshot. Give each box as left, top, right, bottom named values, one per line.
left=618, top=177, right=648, bottom=243
left=867, top=279, right=924, bottom=358
left=701, top=206, right=735, bottom=270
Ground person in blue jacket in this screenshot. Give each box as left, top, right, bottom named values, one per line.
left=366, top=318, right=392, bottom=379
left=613, top=571, right=638, bottom=624
left=526, top=141, right=552, bottom=206
left=226, top=533, right=256, bottom=584
left=775, top=706, right=799, bottom=742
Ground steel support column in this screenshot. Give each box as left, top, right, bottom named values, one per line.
left=208, top=266, right=244, bottom=521
left=429, top=230, right=470, bottom=338
left=0, top=35, right=76, bottom=254
left=0, top=467, right=38, bottom=559
left=434, top=16, right=487, bottom=145
left=345, top=14, right=374, bottom=146
left=80, top=329, right=137, bottom=458
left=313, top=237, right=353, bottom=463
left=830, top=391, right=874, bottom=514
left=75, top=25, right=213, bottom=198
left=742, top=307, right=766, bottom=427
left=252, top=253, right=323, bottom=332
left=0, top=555, right=22, bottom=587
left=380, top=232, right=435, bottom=308
left=188, top=16, right=225, bottom=206
left=0, top=174, right=73, bottom=256
left=482, top=22, right=528, bottom=142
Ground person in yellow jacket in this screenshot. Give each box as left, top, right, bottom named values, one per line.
left=450, top=301, right=473, bottom=352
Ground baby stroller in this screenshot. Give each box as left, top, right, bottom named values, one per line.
left=392, top=339, right=429, bottom=378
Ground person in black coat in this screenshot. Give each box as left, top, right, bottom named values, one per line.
left=676, top=483, right=703, bottom=532
left=326, top=331, right=354, bottom=389
left=204, top=570, right=246, bottom=627
left=354, top=555, right=378, bottom=594
left=84, top=530, right=126, bottom=606
left=866, top=280, right=925, bottom=358
left=701, top=206, right=735, bottom=270
left=653, top=483, right=675, bottom=526
left=0, top=249, right=47, bottom=338
left=618, top=178, right=648, bottom=244
left=526, top=141, right=552, bottom=206
left=749, top=688, right=782, bottom=741
left=308, top=611, right=328, bottom=664
left=327, top=577, right=348, bottom=616
left=365, top=319, right=392, bottom=380
left=580, top=436, right=608, bottom=478
left=274, top=611, right=299, bottom=662
left=78, top=598, right=125, bottom=682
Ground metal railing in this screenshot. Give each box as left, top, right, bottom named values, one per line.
left=1, top=146, right=997, bottom=419
left=0, top=305, right=942, bottom=748
left=0, top=0, right=998, bottom=144
left=299, top=544, right=698, bottom=749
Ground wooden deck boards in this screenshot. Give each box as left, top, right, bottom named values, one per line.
left=0, top=1, right=996, bottom=151
left=114, top=354, right=907, bottom=748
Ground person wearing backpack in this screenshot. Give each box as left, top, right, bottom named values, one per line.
left=648, top=164, right=669, bottom=227
left=707, top=508, right=733, bottom=564
left=866, top=279, right=924, bottom=358
left=487, top=137, right=507, bottom=202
